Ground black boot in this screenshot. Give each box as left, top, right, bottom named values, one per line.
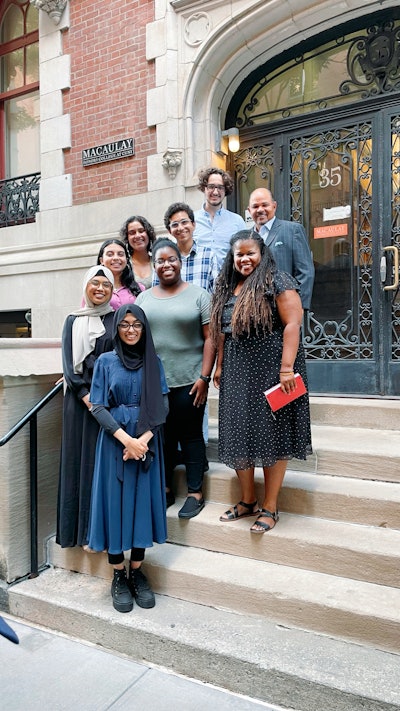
left=128, top=567, right=155, bottom=609
left=111, top=568, right=133, bottom=613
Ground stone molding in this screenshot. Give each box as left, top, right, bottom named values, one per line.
left=184, top=12, right=212, bottom=46
left=162, top=149, right=183, bottom=179
left=30, top=0, right=68, bottom=26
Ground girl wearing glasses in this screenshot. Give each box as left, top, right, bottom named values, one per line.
left=136, top=238, right=215, bottom=519
left=87, top=305, right=169, bottom=613
left=57, top=266, right=115, bottom=549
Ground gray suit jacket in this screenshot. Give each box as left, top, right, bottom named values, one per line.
left=264, top=218, right=315, bottom=309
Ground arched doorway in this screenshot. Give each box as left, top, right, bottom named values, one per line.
left=226, top=9, right=400, bottom=395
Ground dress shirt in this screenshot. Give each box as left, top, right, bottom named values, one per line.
left=257, top=216, right=276, bottom=239
left=194, top=205, right=246, bottom=270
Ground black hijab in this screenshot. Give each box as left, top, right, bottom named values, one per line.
left=112, top=304, right=166, bottom=435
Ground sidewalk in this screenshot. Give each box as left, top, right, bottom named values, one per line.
left=1, top=615, right=286, bottom=711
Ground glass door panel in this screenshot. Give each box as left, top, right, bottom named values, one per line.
left=291, top=123, right=373, bottom=363
left=233, top=143, right=275, bottom=226
left=234, top=107, right=400, bottom=394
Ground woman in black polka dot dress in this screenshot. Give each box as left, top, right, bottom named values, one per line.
left=210, top=231, right=312, bottom=534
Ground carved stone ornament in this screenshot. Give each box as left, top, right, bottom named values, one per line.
left=184, top=13, right=211, bottom=47
left=30, top=0, right=68, bottom=25
left=162, top=150, right=182, bottom=180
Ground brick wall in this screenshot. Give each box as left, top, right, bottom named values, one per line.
left=63, top=1, right=156, bottom=205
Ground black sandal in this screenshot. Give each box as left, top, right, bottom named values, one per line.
left=219, top=500, right=260, bottom=522
left=250, top=509, right=279, bottom=534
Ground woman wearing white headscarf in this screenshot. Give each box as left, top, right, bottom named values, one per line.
left=57, top=266, right=115, bottom=548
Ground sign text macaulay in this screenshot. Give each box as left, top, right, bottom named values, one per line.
left=82, top=138, right=135, bottom=167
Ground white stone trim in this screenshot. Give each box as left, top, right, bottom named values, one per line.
left=36, top=1, right=72, bottom=209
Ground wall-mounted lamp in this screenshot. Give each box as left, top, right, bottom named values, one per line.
left=216, top=127, right=240, bottom=156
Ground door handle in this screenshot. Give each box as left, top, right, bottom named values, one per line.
left=382, top=246, right=399, bottom=291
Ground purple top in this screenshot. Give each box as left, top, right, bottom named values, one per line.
left=81, top=283, right=145, bottom=311
left=109, top=284, right=144, bottom=310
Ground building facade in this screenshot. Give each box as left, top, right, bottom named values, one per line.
left=1, top=0, right=400, bottom=396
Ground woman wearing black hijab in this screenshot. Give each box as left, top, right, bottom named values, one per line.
left=87, top=305, right=168, bottom=613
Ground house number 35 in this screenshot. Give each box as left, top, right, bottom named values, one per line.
left=319, top=165, right=342, bottom=188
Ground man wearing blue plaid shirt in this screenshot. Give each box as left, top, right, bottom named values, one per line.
left=153, top=202, right=219, bottom=293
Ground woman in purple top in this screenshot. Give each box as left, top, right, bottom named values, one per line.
left=97, top=239, right=144, bottom=309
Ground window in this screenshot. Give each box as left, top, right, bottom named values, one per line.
left=233, top=15, right=400, bottom=127
left=0, top=0, right=39, bottom=177
left=0, top=309, right=31, bottom=337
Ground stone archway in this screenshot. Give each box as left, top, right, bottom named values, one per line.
left=174, top=0, right=400, bottom=180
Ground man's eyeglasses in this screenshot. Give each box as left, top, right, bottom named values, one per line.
left=169, top=218, right=192, bottom=229
left=154, top=256, right=180, bottom=266
left=88, top=280, right=113, bottom=290
left=205, top=184, right=225, bottom=193
left=118, top=321, right=143, bottom=331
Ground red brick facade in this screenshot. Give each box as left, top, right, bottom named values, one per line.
left=62, top=1, right=156, bottom=205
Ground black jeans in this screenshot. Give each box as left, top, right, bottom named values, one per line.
left=164, top=384, right=206, bottom=494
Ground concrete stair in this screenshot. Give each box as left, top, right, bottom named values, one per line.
left=208, top=394, right=400, bottom=483
left=6, top=396, right=400, bottom=710
left=8, top=568, right=400, bottom=711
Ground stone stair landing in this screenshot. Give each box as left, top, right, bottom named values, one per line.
left=6, top=396, right=400, bottom=710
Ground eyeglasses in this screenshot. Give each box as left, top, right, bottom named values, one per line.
left=118, top=321, right=143, bottom=331
left=154, top=256, right=180, bottom=266
left=205, top=184, right=225, bottom=193
left=169, top=218, right=192, bottom=230
left=88, top=280, right=113, bottom=290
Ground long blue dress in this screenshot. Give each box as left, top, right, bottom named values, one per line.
left=87, top=351, right=168, bottom=554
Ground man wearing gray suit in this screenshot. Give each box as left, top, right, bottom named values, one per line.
left=248, top=188, right=314, bottom=309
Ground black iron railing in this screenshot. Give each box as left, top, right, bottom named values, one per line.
left=0, top=172, right=40, bottom=227
left=0, top=381, right=62, bottom=577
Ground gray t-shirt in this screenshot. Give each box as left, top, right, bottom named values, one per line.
left=136, top=284, right=210, bottom=388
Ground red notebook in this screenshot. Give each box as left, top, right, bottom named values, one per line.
left=264, top=373, right=307, bottom=412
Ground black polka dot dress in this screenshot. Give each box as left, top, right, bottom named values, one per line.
left=218, top=271, right=312, bottom=470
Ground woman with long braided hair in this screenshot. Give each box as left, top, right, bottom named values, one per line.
left=210, top=231, right=311, bottom=533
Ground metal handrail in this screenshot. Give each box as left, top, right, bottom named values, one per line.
left=0, top=381, right=63, bottom=578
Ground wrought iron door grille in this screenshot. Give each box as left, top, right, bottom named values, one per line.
left=391, top=114, right=400, bottom=360
left=291, top=122, right=374, bottom=360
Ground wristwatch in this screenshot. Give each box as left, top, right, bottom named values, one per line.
left=199, top=375, right=211, bottom=384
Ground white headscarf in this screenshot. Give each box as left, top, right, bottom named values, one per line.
left=71, top=265, right=114, bottom=374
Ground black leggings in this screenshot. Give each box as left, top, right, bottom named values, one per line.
left=164, top=384, right=206, bottom=493
left=108, top=548, right=145, bottom=566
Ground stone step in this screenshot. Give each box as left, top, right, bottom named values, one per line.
left=50, top=498, right=400, bottom=589
left=208, top=391, right=400, bottom=431
left=8, top=567, right=400, bottom=711
left=196, top=463, right=400, bottom=530
left=207, top=422, right=400, bottom=483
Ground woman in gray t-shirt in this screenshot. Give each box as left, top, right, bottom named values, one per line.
left=136, top=238, right=215, bottom=519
